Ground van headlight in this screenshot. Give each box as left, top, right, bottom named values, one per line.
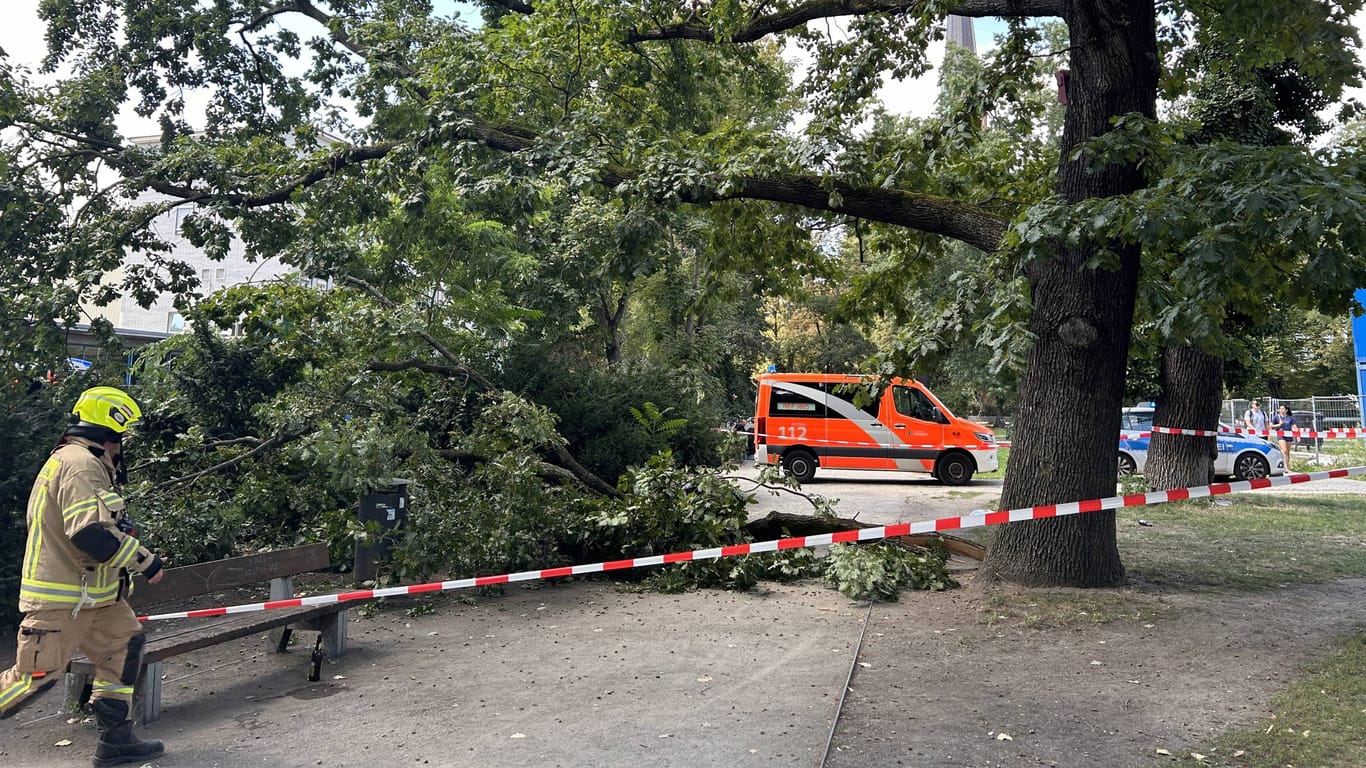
left=974, top=432, right=995, bottom=444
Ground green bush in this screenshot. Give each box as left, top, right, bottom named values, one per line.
left=495, top=350, right=728, bottom=482
left=389, top=393, right=585, bottom=584
left=0, top=383, right=78, bottom=632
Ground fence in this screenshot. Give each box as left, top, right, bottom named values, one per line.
left=1223, top=395, right=1364, bottom=452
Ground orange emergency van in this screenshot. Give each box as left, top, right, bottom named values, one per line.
left=753, top=373, right=998, bottom=485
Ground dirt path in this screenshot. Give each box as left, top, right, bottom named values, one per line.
left=8, top=578, right=1364, bottom=768
left=828, top=579, right=1366, bottom=767
left=780, top=468, right=1366, bottom=766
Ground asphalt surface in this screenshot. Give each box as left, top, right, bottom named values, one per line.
left=3, top=582, right=869, bottom=768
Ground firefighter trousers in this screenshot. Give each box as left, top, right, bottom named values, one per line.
left=0, top=601, right=144, bottom=717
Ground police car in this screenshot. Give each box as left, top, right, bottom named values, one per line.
left=1117, top=405, right=1285, bottom=480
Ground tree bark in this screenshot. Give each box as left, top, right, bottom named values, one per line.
left=977, top=0, right=1158, bottom=587
left=1144, top=345, right=1222, bottom=490
left=597, top=291, right=628, bottom=365
left=742, top=511, right=986, bottom=560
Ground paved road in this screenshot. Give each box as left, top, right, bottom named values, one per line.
left=733, top=456, right=1366, bottom=530
left=733, top=459, right=1004, bottom=532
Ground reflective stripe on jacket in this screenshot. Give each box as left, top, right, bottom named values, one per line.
left=19, top=438, right=155, bottom=612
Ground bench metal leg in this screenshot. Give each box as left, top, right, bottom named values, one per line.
left=320, top=610, right=348, bottom=659
left=134, top=661, right=163, bottom=724
left=267, top=575, right=296, bottom=652
left=63, top=669, right=93, bottom=714
left=66, top=661, right=161, bottom=724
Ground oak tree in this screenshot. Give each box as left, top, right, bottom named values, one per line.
left=6, top=0, right=1363, bottom=587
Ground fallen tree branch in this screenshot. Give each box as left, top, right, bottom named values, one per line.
left=350, top=276, right=623, bottom=498
left=742, top=510, right=986, bottom=561
left=127, top=435, right=268, bottom=474
left=437, top=448, right=590, bottom=489
left=145, top=427, right=317, bottom=491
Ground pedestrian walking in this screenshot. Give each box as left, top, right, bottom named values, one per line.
left=1270, top=404, right=1297, bottom=461
left=1243, top=401, right=1268, bottom=435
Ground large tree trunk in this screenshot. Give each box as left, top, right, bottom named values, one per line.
left=1144, top=345, right=1222, bottom=490
left=977, top=0, right=1158, bottom=587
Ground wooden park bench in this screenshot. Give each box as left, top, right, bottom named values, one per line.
left=64, top=542, right=349, bottom=724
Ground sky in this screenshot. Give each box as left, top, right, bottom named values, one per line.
left=0, top=5, right=1361, bottom=134
left=0, top=4, right=1005, bottom=134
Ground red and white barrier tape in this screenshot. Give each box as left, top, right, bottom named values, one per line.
left=720, top=424, right=1366, bottom=452
left=1148, top=425, right=1366, bottom=439
left=139, top=465, right=1366, bottom=622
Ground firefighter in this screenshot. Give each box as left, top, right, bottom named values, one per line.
left=0, top=386, right=167, bottom=767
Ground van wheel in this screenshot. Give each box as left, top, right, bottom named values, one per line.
left=782, top=449, right=818, bottom=483
left=936, top=453, right=974, bottom=486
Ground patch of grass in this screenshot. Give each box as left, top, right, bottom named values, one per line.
left=1306, top=438, right=1366, bottom=476
left=943, top=489, right=992, bottom=499
left=1117, top=494, right=1366, bottom=591
left=975, top=446, right=1009, bottom=480
left=1165, top=633, right=1366, bottom=768
left=977, top=587, right=1170, bottom=630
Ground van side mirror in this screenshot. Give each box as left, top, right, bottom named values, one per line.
left=932, top=407, right=948, bottom=424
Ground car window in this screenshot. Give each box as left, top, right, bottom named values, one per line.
left=1123, top=411, right=1154, bottom=431
left=893, top=386, right=940, bottom=422
left=769, top=387, right=828, bottom=418
left=832, top=382, right=882, bottom=419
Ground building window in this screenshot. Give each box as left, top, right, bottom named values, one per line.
left=167, top=312, right=187, bottom=334
left=200, top=268, right=229, bottom=292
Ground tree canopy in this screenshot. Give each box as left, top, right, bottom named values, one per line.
left=2, top=0, right=1365, bottom=599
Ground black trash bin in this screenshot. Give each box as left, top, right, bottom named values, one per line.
left=354, top=479, right=411, bottom=583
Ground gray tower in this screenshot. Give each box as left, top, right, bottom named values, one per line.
left=946, top=15, right=977, bottom=54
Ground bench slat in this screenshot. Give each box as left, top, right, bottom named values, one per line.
left=68, top=603, right=347, bottom=674
left=65, top=543, right=350, bottom=724
left=129, top=543, right=331, bottom=608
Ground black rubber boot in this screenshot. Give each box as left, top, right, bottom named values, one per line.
left=91, top=698, right=164, bottom=767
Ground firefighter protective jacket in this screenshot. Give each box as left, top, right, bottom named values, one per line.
left=19, top=437, right=163, bottom=612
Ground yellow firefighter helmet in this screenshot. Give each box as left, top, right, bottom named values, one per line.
left=72, top=386, right=142, bottom=434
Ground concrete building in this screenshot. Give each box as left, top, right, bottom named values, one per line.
left=81, top=136, right=308, bottom=337
left=947, top=15, right=977, bottom=54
